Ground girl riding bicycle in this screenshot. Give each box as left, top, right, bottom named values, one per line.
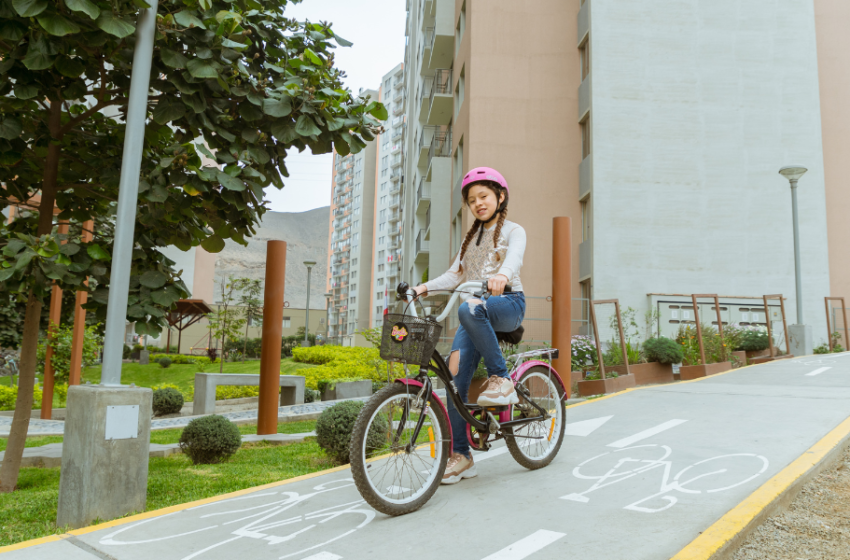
left=412, top=166, right=526, bottom=484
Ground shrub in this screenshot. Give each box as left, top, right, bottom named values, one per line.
left=292, top=346, right=410, bottom=389
left=216, top=385, right=259, bottom=400
left=738, top=329, right=770, bottom=352
left=152, top=387, right=184, bottom=416
left=37, top=324, right=103, bottom=383
left=149, top=353, right=212, bottom=365
left=315, top=400, right=387, bottom=464
left=123, top=344, right=131, bottom=359
left=304, top=387, right=320, bottom=403
left=179, top=415, right=242, bottom=464
left=157, top=357, right=172, bottom=369
left=814, top=343, right=830, bottom=355
left=0, top=384, right=42, bottom=411
left=643, top=337, right=684, bottom=365
left=570, top=335, right=597, bottom=371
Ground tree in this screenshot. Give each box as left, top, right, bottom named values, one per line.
left=208, top=277, right=245, bottom=372
left=0, top=0, right=385, bottom=492
left=233, top=277, right=262, bottom=362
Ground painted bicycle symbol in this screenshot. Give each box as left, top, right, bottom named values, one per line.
left=99, top=478, right=374, bottom=560
left=562, top=445, right=769, bottom=513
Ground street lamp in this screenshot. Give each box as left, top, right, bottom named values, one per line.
left=324, top=291, right=333, bottom=343
left=303, top=261, right=317, bottom=347
left=778, top=165, right=807, bottom=323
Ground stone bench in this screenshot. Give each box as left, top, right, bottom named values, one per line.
left=193, top=373, right=305, bottom=416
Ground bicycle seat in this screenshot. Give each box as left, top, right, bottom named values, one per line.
left=495, top=325, right=524, bottom=345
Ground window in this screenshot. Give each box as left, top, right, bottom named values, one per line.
left=581, top=117, right=591, bottom=159
left=377, top=291, right=383, bottom=300
left=580, top=281, right=591, bottom=323
left=579, top=38, right=590, bottom=80
left=455, top=66, right=465, bottom=117
left=353, top=232, right=359, bottom=242
left=351, top=270, right=357, bottom=278
left=351, top=283, right=356, bottom=290
left=379, top=222, right=386, bottom=232
left=282, top=316, right=291, bottom=329
left=380, top=195, right=387, bottom=205
left=381, top=169, right=388, bottom=177
left=350, top=296, right=356, bottom=303
left=379, top=236, right=385, bottom=245
left=378, top=264, right=384, bottom=272
left=355, top=170, right=362, bottom=178
left=381, top=182, right=387, bottom=191
left=376, top=306, right=383, bottom=315
left=453, top=137, right=464, bottom=185
left=352, top=258, right=358, bottom=266
left=455, top=1, right=466, bottom=55
left=353, top=220, right=359, bottom=229
left=354, top=195, right=361, bottom=204
left=379, top=209, right=387, bottom=220
left=354, top=206, right=361, bottom=215
left=381, top=156, right=388, bottom=167
left=581, top=199, right=590, bottom=241
left=378, top=250, right=385, bottom=260
left=378, top=278, right=384, bottom=286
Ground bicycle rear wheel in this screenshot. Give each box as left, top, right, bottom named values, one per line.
left=506, top=366, right=566, bottom=469
left=350, top=383, right=450, bottom=516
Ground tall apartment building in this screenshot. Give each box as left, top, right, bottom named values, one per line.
left=370, top=64, right=407, bottom=328
left=399, top=0, right=850, bottom=347
left=326, top=88, right=379, bottom=345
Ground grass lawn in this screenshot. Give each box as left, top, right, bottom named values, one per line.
left=79, top=358, right=314, bottom=398
left=0, top=420, right=330, bottom=547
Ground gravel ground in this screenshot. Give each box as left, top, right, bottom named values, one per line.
left=732, top=442, right=850, bottom=560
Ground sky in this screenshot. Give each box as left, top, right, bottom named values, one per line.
left=262, top=0, right=407, bottom=214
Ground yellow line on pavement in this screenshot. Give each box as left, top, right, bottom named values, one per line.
left=671, top=413, right=850, bottom=559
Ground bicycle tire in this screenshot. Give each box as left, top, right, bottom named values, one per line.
left=350, top=383, right=451, bottom=516
left=505, top=366, right=566, bottom=470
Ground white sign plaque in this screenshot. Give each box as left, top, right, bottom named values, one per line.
left=105, top=405, right=139, bottom=440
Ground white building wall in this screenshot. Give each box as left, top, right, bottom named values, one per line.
left=590, top=0, right=831, bottom=340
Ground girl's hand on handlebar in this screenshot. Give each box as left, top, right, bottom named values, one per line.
left=413, top=285, right=428, bottom=297
left=487, top=274, right=509, bottom=296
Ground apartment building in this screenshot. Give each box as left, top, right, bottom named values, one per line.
left=398, top=0, right=850, bottom=347
left=370, top=64, right=407, bottom=328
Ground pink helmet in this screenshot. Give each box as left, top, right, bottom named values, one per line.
left=461, top=167, right=509, bottom=199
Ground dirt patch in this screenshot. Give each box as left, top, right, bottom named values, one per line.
left=732, top=443, right=850, bottom=560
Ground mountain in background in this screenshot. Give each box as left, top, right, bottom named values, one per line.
left=213, top=207, right=329, bottom=309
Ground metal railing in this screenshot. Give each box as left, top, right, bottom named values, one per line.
left=416, top=229, right=429, bottom=254
left=427, top=127, right=451, bottom=168
left=428, top=69, right=452, bottom=109
left=418, top=177, right=431, bottom=203
left=418, top=79, right=433, bottom=108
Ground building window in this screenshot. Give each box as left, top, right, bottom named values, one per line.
left=282, top=316, right=291, bottom=329
left=353, top=220, right=359, bottom=229
left=353, top=232, right=360, bottom=242
left=351, top=270, right=357, bottom=278
left=381, top=156, right=388, bottom=167
left=580, top=281, right=591, bottom=324
left=581, top=117, right=591, bottom=159
left=350, top=296, right=356, bottom=303
left=352, top=258, right=358, bottom=266
left=380, top=195, right=387, bottom=205
left=354, top=195, right=361, bottom=204
left=579, top=38, right=590, bottom=81
left=455, top=1, right=466, bottom=54
left=378, top=264, right=384, bottom=272
left=455, top=65, right=465, bottom=117
left=453, top=137, right=464, bottom=185
left=581, top=199, right=590, bottom=241
left=381, top=182, right=387, bottom=191
left=355, top=170, right=362, bottom=178
left=378, top=278, right=384, bottom=286
left=379, top=222, right=385, bottom=231
left=351, top=283, right=356, bottom=290
left=381, top=169, right=388, bottom=177
left=379, top=209, right=387, bottom=220
left=378, top=250, right=385, bottom=260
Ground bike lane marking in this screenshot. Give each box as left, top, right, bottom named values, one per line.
left=478, top=530, right=565, bottom=560
left=606, top=419, right=688, bottom=448
left=301, top=553, right=342, bottom=560
left=565, top=415, right=613, bottom=437
left=805, top=367, right=832, bottom=377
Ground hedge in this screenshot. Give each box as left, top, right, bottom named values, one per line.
left=0, top=384, right=42, bottom=411
left=149, top=354, right=213, bottom=365
left=291, top=346, right=413, bottom=390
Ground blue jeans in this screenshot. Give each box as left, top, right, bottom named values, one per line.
left=445, top=291, right=526, bottom=457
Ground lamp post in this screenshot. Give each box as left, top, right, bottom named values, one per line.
left=324, top=291, right=333, bottom=343
left=303, top=261, right=317, bottom=346
left=779, top=165, right=812, bottom=356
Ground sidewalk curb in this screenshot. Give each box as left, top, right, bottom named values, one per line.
left=671, top=413, right=850, bottom=560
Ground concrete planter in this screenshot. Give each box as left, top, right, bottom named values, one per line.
left=322, top=380, right=372, bottom=401
left=139, top=350, right=150, bottom=365
left=577, top=374, right=636, bottom=397
left=679, top=361, right=733, bottom=381
left=607, top=362, right=675, bottom=385
left=749, top=353, right=794, bottom=365
left=745, top=348, right=771, bottom=361
left=570, top=371, right=584, bottom=384
left=730, top=351, right=747, bottom=367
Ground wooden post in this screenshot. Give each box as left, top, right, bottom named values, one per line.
left=258, top=241, right=287, bottom=435
left=825, top=297, right=848, bottom=352
left=551, top=217, right=572, bottom=397
left=589, top=299, right=629, bottom=380
left=40, top=222, right=69, bottom=419
left=68, top=220, right=94, bottom=386
left=691, top=294, right=706, bottom=365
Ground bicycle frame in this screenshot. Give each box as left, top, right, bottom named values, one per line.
left=394, top=282, right=566, bottom=448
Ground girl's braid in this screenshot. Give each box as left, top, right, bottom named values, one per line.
left=492, top=205, right=507, bottom=251
left=458, top=219, right=483, bottom=270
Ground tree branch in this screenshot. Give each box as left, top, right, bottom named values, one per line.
left=57, top=98, right=120, bottom=138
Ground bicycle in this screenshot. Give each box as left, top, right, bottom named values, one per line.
left=349, top=281, right=568, bottom=516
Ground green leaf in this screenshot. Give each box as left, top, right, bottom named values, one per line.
left=139, top=270, right=167, bottom=289
left=303, top=48, right=322, bottom=65
left=55, top=57, right=85, bottom=77
left=150, top=285, right=180, bottom=307
left=0, top=267, right=16, bottom=283
left=271, top=121, right=298, bottom=143
left=238, top=103, right=263, bottom=121
left=201, top=234, right=226, bottom=253
left=216, top=170, right=245, bottom=191
left=147, top=183, right=168, bottom=202
left=262, top=96, right=291, bottom=117
left=0, top=20, right=27, bottom=42
left=187, top=58, right=220, bottom=79
left=37, top=13, right=81, bottom=36
left=295, top=115, right=321, bottom=137
left=195, top=143, right=215, bottom=160
left=22, top=47, right=54, bottom=70
left=152, top=99, right=186, bottom=125
left=65, top=0, right=100, bottom=19
left=221, top=38, right=247, bottom=49
left=14, top=83, right=39, bottom=98
left=87, top=244, right=110, bottom=260
left=97, top=12, right=135, bottom=38
left=160, top=49, right=188, bottom=69
left=199, top=0, right=212, bottom=10
left=241, top=128, right=259, bottom=143
left=173, top=10, right=206, bottom=29
left=333, top=33, right=353, bottom=47
left=2, top=239, right=26, bottom=256
left=182, top=93, right=207, bottom=113
left=0, top=117, right=22, bottom=140
left=12, top=0, right=47, bottom=17
left=215, top=10, right=241, bottom=24
left=369, top=102, right=388, bottom=121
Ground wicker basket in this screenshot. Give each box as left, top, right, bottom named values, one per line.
left=380, top=314, right=443, bottom=367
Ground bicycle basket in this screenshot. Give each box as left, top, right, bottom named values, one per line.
left=380, top=314, right=443, bottom=367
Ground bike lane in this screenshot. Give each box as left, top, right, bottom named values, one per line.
left=5, top=353, right=850, bottom=560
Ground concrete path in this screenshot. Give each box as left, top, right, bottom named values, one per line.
left=5, top=354, right=850, bottom=560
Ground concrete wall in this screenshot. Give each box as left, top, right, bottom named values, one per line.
left=814, top=0, right=850, bottom=305
left=590, top=0, right=831, bottom=340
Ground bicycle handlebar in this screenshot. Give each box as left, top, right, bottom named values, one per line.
left=396, top=281, right=512, bottom=323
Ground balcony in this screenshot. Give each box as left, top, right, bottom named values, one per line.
left=388, top=208, right=401, bottom=224
left=392, top=103, right=404, bottom=117
left=417, top=79, right=433, bottom=121
left=389, top=195, right=401, bottom=209
left=427, top=69, right=452, bottom=125
left=427, top=3, right=454, bottom=70
left=389, top=182, right=401, bottom=196
left=390, top=167, right=402, bottom=183
left=390, top=153, right=403, bottom=168
left=427, top=127, right=451, bottom=172
left=415, top=229, right=429, bottom=261
left=416, top=177, right=431, bottom=214
left=416, top=125, right=439, bottom=168
left=418, top=27, right=434, bottom=74
left=392, top=126, right=404, bottom=142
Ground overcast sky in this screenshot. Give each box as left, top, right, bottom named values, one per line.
left=263, top=0, right=406, bottom=213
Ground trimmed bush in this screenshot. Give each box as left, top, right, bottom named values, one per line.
left=292, top=346, right=411, bottom=390
left=0, top=384, right=42, bottom=411
left=152, top=387, right=184, bottom=416
left=157, top=357, right=172, bottom=369
left=179, top=415, right=242, bottom=464
left=315, top=400, right=388, bottom=464
left=149, top=353, right=212, bottom=365
left=304, top=387, right=320, bottom=403
left=738, top=329, right=770, bottom=352
left=643, top=337, right=684, bottom=365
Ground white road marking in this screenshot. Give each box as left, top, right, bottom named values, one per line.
left=566, top=415, right=613, bottom=437
left=606, top=420, right=688, bottom=448
left=479, top=530, right=566, bottom=560
left=805, top=367, right=832, bottom=377
left=301, top=553, right=342, bottom=560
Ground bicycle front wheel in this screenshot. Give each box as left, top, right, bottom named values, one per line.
left=350, top=383, right=451, bottom=516
left=506, top=366, right=566, bottom=469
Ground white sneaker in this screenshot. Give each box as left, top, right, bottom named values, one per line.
left=441, top=453, right=478, bottom=485
left=477, top=375, right=519, bottom=406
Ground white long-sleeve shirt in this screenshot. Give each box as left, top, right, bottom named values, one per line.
left=424, top=220, right=526, bottom=300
